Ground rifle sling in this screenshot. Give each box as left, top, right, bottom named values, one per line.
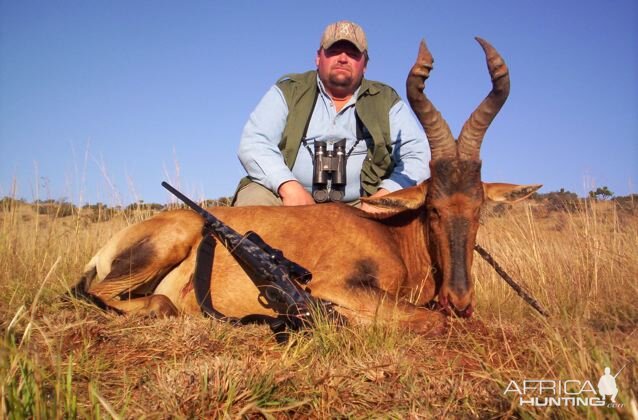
left=194, top=232, right=234, bottom=321
left=194, top=229, right=296, bottom=340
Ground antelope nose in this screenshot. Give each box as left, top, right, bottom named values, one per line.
left=442, top=289, right=475, bottom=318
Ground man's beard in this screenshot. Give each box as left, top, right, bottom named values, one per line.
left=328, top=71, right=353, bottom=89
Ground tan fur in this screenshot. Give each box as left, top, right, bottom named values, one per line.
left=78, top=188, right=443, bottom=334
left=76, top=181, right=540, bottom=335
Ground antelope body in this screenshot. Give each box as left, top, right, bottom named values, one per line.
left=74, top=38, right=540, bottom=335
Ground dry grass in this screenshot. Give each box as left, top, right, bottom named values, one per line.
left=1, top=199, right=637, bottom=418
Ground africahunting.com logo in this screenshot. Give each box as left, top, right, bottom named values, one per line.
left=504, top=365, right=627, bottom=408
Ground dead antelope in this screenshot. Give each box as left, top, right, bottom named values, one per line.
left=73, top=38, right=540, bottom=335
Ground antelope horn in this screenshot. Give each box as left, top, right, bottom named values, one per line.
left=457, top=37, right=510, bottom=160
left=406, top=40, right=456, bottom=160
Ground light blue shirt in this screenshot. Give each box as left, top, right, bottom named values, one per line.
left=238, top=76, right=430, bottom=202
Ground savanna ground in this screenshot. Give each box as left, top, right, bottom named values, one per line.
left=1, top=196, right=637, bottom=418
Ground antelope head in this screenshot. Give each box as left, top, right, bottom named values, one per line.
left=406, top=38, right=540, bottom=317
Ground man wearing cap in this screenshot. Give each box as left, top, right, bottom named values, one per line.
left=234, top=21, right=429, bottom=209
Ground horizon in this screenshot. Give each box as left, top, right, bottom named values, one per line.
left=2, top=180, right=634, bottom=207
left=1, top=1, right=637, bottom=206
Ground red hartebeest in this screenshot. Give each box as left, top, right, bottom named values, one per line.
left=73, top=38, right=540, bottom=335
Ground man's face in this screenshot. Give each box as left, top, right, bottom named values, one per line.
left=316, top=41, right=367, bottom=96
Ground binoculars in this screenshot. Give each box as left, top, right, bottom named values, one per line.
left=312, top=139, right=347, bottom=202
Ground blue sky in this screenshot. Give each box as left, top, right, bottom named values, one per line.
left=1, top=0, right=636, bottom=205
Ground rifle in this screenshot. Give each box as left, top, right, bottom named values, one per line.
left=162, top=181, right=336, bottom=333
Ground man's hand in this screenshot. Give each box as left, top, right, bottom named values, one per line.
left=278, top=180, right=315, bottom=206
left=360, top=188, right=390, bottom=213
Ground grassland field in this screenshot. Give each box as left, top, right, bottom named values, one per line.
left=1, top=197, right=637, bottom=418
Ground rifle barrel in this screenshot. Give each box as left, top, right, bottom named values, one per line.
left=162, top=182, right=206, bottom=217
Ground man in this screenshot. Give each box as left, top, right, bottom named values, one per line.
left=234, top=20, right=429, bottom=209
left=597, top=367, right=618, bottom=402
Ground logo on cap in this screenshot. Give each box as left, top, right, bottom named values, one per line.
left=320, top=21, right=367, bottom=53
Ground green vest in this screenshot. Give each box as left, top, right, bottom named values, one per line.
left=236, top=70, right=399, bottom=198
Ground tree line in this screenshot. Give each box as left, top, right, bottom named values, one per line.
left=1, top=188, right=636, bottom=218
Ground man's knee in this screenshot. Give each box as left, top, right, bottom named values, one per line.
left=233, top=182, right=283, bottom=207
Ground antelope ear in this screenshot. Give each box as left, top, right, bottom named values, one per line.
left=483, top=182, right=542, bottom=203
left=360, top=182, right=428, bottom=217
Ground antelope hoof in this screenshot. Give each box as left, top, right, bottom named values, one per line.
left=145, top=295, right=179, bottom=318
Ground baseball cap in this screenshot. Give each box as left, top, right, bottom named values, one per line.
left=320, top=20, right=368, bottom=53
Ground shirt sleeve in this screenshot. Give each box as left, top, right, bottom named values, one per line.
left=379, top=100, right=431, bottom=192
left=237, top=85, right=297, bottom=193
